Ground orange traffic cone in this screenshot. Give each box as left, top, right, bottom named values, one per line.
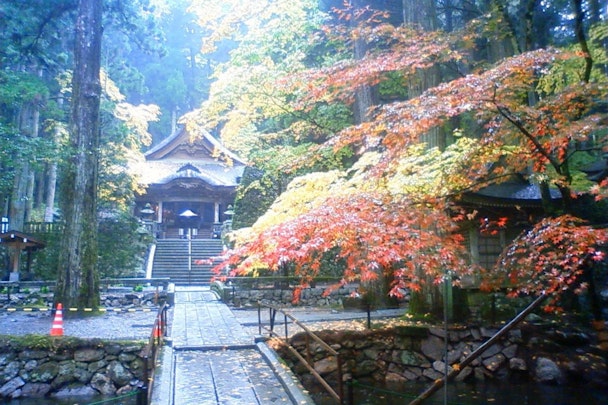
left=50, top=303, right=64, bottom=336
left=152, top=323, right=160, bottom=343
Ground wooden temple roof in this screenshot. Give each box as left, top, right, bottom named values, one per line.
left=462, top=180, right=562, bottom=208
left=130, top=126, right=245, bottom=190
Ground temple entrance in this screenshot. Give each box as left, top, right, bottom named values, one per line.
left=131, top=126, right=245, bottom=240
left=139, top=201, right=227, bottom=239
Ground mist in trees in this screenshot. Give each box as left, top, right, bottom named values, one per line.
left=0, top=1, right=607, bottom=313
left=0, top=0, right=170, bottom=306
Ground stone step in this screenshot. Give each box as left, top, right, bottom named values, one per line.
left=151, top=238, right=224, bottom=285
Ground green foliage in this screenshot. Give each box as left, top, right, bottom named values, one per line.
left=232, top=166, right=280, bottom=230
left=0, top=334, right=145, bottom=351
left=232, top=143, right=353, bottom=230
left=0, top=71, right=49, bottom=108
left=537, top=22, right=608, bottom=95
left=377, top=71, right=409, bottom=101
left=25, top=214, right=150, bottom=280
left=97, top=213, right=150, bottom=279
left=473, top=292, right=532, bottom=323
left=25, top=233, right=61, bottom=281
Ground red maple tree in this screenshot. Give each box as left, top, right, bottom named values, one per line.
left=215, top=11, right=608, bottom=312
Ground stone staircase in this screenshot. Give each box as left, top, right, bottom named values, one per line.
left=151, top=239, right=224, bottom=285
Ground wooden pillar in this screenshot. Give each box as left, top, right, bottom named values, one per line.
left=8, top=245, right=21, bottom=282
left=157, top=201, right=163, bottom=223
left=214, top=202, right=220, bottom=223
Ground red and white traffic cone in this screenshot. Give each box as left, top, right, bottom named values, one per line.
left=50, top=303, right=64, bottom=336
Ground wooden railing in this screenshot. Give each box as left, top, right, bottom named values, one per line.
left=23, top=222, right=64, bottom=234
left=257, top=303, right=346, bottom=404
left=142, top=302, right=169, bottom=404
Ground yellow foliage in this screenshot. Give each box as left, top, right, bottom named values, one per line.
left=252, top=170, right=344, bottom=233
left=113, top=103, right=160, bottom=147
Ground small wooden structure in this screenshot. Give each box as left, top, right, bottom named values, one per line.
left=461, top=177, right=562, bottom=270
left=0, top=230, right=45, bottom=282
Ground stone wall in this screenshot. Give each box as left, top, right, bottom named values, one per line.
left=277, top=323, right=607, bottom=389
left=0, top=337, right=149, bottom=400
left=0, top=289, right=166, bottom=311
left=216, top=282, right=361, bottom=308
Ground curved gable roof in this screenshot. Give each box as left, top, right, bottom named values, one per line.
left=132, top=126, right=245, bottom=189
left=145, top=125, right=246, bottom=165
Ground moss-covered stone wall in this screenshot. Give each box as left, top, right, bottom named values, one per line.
left=0, top=335, right=149, bottom=400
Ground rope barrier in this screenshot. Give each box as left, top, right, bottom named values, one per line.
left=83, top=389, right=141, bottom=404
left=0, top=307, right=158, bottom=313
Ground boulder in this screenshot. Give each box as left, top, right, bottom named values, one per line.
left=509, top=357, right=527, bottom=372
left=454, top=366, right=473, bottom=382
left=385, top=372, right=407, bottom=383
left=21, top=382, right=51, bottom=397
left=314, top=358, right=338, bottom=375
left=0, top=377, right=25, bottom=397
left=53, top=383, right=97, bottom=398
left=420, top=335, right=444, bottom=361
left=90, top=373, right=116, bottom=395
left=432, top=360, right=452, bottom=374
left=74, top=348, right=105, bottom=362
left=482, top=354, right=506, bottom=372
left=0, top=361, right=20, bottom=383
left=107, top=361, right=134, bottom=387
left=399, top=350, right=430, bottom=367
left=29, top=361, right=59, bottom=383
left=18, top=350, right=48, bottom=360
left=0, top=353, right=16, bottom=367
left=422, top=368, right=443, bottom=380
left=534, top=357, right=563, bottom=384
left=88, top=359, right=108, bottom=373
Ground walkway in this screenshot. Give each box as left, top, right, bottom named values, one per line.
left=150, top=287, right=314, bottom=405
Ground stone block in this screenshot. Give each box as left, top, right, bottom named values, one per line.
left=0, top=376, right=25, bottom=397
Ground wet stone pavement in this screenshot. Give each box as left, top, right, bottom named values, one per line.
left=170, top=290, right=253, bottom=348
left=173, top=349, right=292, bottom=404
left=153, top=287, right=311, bottom=405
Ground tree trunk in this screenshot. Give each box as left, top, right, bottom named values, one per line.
left=44, top=163, right=58, bottom=223
left=9, top=166, right=28, bottom=231
left=25, top=105, right=40, bottom=224
left=44, top=97, right=63, bottom=223
left=351, top=0, right=374, bottom=125
left=352, top=38, right=374, bottom=124
left=54, top=0, right=102, bottom=310
left=8, top=96, right=40, bottom=280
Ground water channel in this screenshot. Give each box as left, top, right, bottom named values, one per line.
left=0, top=391, right=142, bottom=405
left=310, top=379, right=608, bottom=405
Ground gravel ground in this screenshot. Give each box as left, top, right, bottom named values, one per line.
left=0, top=304, right=404, bottom=340
left=0, top=308, right=160, bottom=340
left=230, top=306, right=405, bottom=338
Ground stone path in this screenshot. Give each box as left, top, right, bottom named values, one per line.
left=151, top=287, right=313, bottom=405
left=171, top=290, right=252, bottom=348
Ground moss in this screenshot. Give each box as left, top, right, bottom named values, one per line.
left=0, top=334, right=145, bottom=352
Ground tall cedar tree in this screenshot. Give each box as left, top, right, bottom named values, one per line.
left=54, top=0, right=102, bottom=310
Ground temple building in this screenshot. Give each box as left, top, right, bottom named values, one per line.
left=131, top=126, right=245, bottom=239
